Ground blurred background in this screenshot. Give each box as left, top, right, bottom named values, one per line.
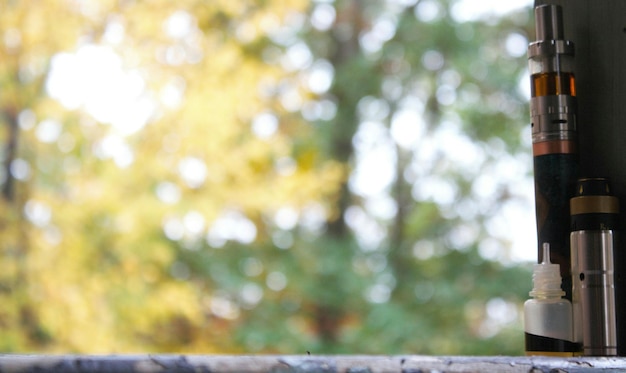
left=0, top=0, right=536, bottom=354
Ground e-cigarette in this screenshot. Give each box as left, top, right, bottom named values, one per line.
left=528, top=4, right=579, bottom=300
left=571, top=177, right=619, bottom=356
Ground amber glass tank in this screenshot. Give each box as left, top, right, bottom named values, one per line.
left=531, top=71, right=576, bottom=97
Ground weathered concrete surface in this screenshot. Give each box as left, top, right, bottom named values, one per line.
left=0, top=355, right=626, bottom=373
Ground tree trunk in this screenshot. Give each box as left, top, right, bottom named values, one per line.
left=315, top=0, right=367, bottom=346
left=2, top=107, right=19, bottom=202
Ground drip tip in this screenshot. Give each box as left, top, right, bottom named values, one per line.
left=575, top=177, right=613, bottom=197
left=570, top=178, right=620, bottom=228
left=535, top=4, right=564, bottom=41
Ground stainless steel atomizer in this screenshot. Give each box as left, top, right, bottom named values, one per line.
left=571, top=177, right=619, bottom=356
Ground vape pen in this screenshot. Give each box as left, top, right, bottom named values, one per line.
left=571, top=177, right=619, bottom=356
left=528, top=4, right=579, bottom=300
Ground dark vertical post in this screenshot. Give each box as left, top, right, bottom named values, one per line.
left=534, top=0, right=626, bottom=355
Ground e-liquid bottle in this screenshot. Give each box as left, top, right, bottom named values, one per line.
left=524, top=243, right=578, bottom=356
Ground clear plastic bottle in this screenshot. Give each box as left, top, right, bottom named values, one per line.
left=524, top=243, right=578, bottom=356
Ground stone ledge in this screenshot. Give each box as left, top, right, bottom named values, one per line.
left=1, top=355, right=626, bottom=372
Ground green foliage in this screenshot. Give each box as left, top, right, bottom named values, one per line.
left=0, top=0, right=536, bottom=355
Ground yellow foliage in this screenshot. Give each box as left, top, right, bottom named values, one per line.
left=0, top=0, right=338, bottom=353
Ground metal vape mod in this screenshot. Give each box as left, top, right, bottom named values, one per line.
left=528, top=4, right=579, bottom=300
left=571, top=177, right=619, bottom=356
